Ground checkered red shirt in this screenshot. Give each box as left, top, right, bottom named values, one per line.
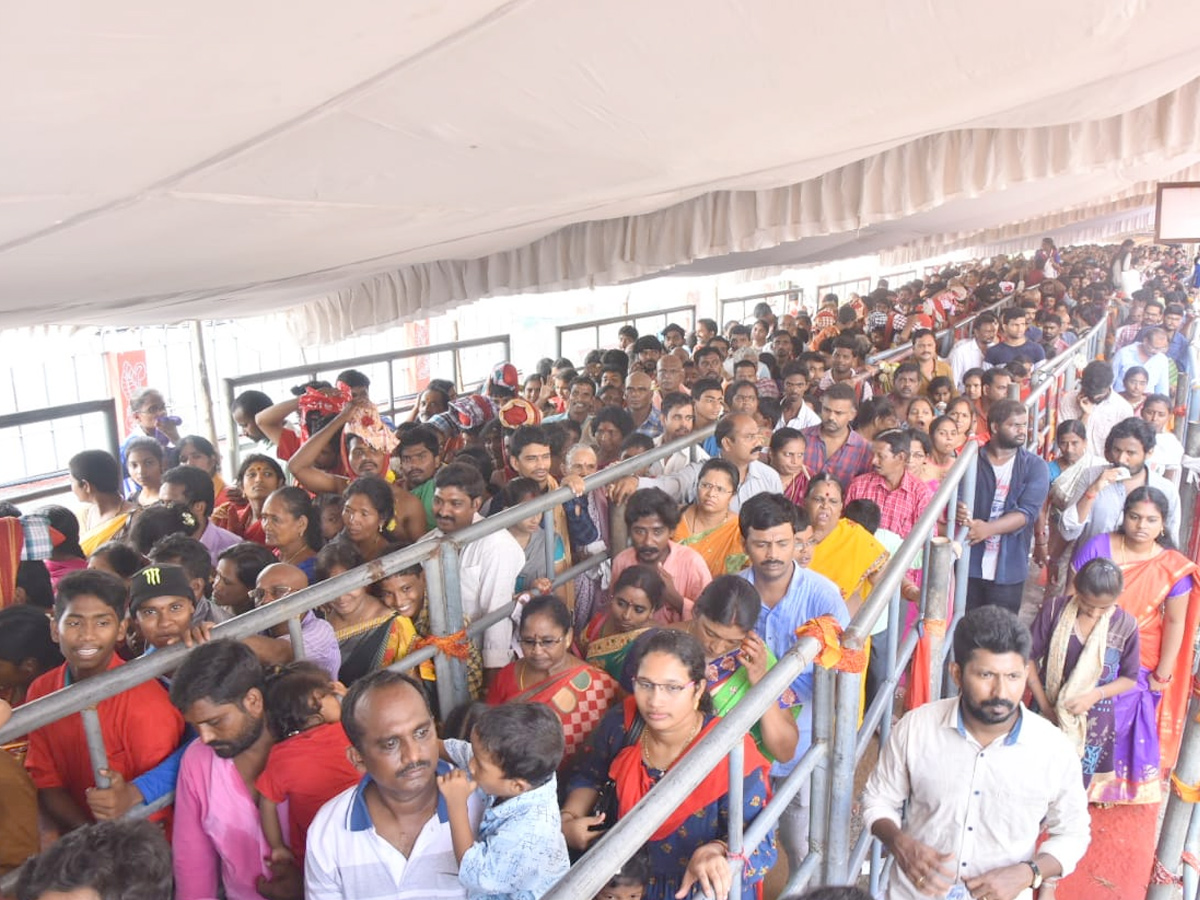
left=799, top=426, right=874, bottom=492
left=844, top=470, right=935, bottom=539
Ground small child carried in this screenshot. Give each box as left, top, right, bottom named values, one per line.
left=437, top=703, right=570, bottom=900
left=255, top=662, right=361, bottom=864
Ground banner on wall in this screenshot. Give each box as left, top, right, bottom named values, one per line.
left=105, top=350, right=148, bottom=442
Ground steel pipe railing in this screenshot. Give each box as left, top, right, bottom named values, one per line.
left=0, top=424, right=714, bottom=746
left=222, top=334, right=511, bottom=473
left=554, top=306, right=696, bottom=359
left=718, top=286, right=804, bottom=327
left=542, top=633, right=825, bottom=900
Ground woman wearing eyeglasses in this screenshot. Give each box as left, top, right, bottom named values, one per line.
left=486, top=595, right=618, bottom=768
left=561, top=629, right=776, bottom=900
left=672, top=458, right=747, bottom=577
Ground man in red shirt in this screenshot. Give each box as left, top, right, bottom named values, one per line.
left=24, top=570, right=184, bottom=833
left=845, top=429, right=934, bottom=539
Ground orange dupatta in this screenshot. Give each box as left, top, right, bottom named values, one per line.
left=610, top=696, right=769, bottom=841
left=1117, top=548, right=1200, bottom=770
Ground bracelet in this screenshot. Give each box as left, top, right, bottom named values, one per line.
left=1154, top=671, right=1174, bottom=684
left=1083, top=491, right=1099, bottom=500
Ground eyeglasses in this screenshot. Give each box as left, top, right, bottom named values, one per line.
left=633, top=678, right=696, bottom=696
left=698, top=481, right=732, bottom=494
left=251, top=585, right=295, bottom=606
left=517, top=636, right=565, bottom=649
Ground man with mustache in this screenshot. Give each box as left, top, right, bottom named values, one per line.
left=424, top=463, right=524, bottom=683
left=957, top=400, right=1050, bottom=616
left=863, top=606, right=1089, bottom=899
left=737, top=493, right=846, bottom=877
left=171, top=640, right=301, bottom=900
left=305, top=669, right=483, bottom=899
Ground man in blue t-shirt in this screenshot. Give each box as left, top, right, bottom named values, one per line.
left=984, top=308, right=1046, bottom=368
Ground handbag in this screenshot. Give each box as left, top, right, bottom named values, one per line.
left=589, top=713, right=645, bottom=831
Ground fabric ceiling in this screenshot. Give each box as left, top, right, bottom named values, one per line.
left=3, top=1, right=1200, bottom=341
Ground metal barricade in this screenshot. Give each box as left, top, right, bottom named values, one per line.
left=0, top=399, right=121, bottom=506
left=544, top=445, right=982, bottom=900
left=866, top=294, right=1014, bottom=367
left=554, top=306, right=696, bottom=360
left=1016, top=318, right=1109, bottom=457
left=816, top=278, right=872, bottom=303
left=221, top=335, right=510, bottom=473
left=717, top=286, right=804, bottom=328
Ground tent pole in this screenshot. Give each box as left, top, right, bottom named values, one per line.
left=190, top=320, right=220, bottom=454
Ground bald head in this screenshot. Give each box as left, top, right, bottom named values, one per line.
left=256, top=563, right=309, bottom=595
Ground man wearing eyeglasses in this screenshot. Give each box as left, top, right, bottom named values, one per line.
left=247, top=563, right=340, bottom=681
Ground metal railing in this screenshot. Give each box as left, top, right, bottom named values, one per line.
left=548, top=304, right=1128, bottom=898
left=1016, top=318, right=1109, bottom=457
left=0, top=399, right=121, bottom=506
left=0, top=425, right=712, bottom=748
left=717, top=286, right=805, bottom=329
left=0, top=421, right=717, bottom=893
left=816, top=278, right=872, bottom=303
left=221, top=335, right=510, bottom=473
left=867, top=294, right=1015, bottom=366
left=554, top=306, right=695, bottom=360
left=546, top=443, right=982, bottom=900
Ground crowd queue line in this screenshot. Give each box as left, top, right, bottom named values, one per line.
left=0, top=239, right=1198, bottom=900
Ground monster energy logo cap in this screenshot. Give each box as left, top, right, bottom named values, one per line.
left=129, top=563, right=194, bottom=614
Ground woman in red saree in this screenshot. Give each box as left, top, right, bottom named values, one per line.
left=487, top=595, right=618, bottom=768
left=560, top=629, right=776, bottom=900
left=1072, top=486, right=1200, bottom=771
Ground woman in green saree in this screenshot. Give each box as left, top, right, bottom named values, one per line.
left=676, top=575, right=799, bottom=762
left=578, top=565, right=663, bottom=680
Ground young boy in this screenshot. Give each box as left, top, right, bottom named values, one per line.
left=85, top=563, right=199, bottom=821
left=14, top=817, right=173, bottom=900
left=437, top=703, right=570, bottom=900
left=592, top=847, right=650, bottom=900
left=23, top=570, right=184, bottom=832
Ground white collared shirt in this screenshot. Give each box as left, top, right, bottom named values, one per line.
left=305, top=769, right=484, bottom=900
left=861, top=697, right=1089, bottom=900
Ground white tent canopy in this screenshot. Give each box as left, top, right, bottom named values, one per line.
left=3, top=1, right=1200, bottom=341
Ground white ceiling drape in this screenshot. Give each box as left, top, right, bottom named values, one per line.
left=2, top=1, right=1199, bottom=340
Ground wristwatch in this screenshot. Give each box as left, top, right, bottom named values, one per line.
left=1024, top=858, right=1043, bottom=890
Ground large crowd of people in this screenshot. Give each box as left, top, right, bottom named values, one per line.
left=0, top=239, right=1197, bottom=900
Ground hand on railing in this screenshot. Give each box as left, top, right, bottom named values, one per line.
left=85, top=769, right=144, bottom=820
left=677, top=841, right=732, bottom=900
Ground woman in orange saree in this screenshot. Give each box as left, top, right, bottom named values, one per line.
left=1072, top=486, right=1200, bottom=771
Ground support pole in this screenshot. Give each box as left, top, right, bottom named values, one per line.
left=438, top=542, right=471, bottom=708
left=287, top=617, right=306, bottom=660
left=190, top=320, right=221, bottom=454
left=1148, top=688, right=1200, bottom=899
left=541, top=509, right=557, bottom=586
left=423, top=552, right=460, bottom=717
left=807, top=664, right=833, bottom=880
left=824, top=665, right=862, bottom=885
left=922, top=538, right=955, bottom=704
left=81, top=707, right=112, bottom=790
left=727, top=738, right=745, bottom=900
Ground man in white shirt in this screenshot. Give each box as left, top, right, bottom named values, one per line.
left=862, top=606, right=1089, bottom=899
left=948, top=312, right=999, bottom=390
left=422, top=463, right=524, bottom=680
left=306, top=670, right=484, bottom=900
left=779, top=362, right=820, bottom=431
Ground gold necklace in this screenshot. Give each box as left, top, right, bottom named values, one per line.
left=641, top=714, right=703, bottom=770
